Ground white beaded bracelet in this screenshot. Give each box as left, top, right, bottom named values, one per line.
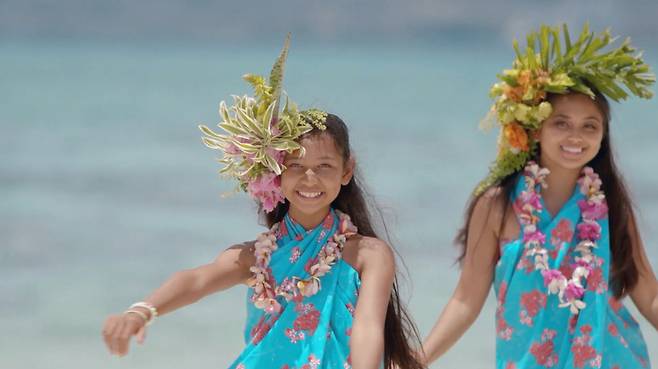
left=129, top=302, right=159, bottom=325
left=123, top=309, right=149, bottom=324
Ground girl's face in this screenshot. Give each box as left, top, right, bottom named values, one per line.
left=538, top=93, right=605, bottom=171
left=281, top=133, right=354, bottom=221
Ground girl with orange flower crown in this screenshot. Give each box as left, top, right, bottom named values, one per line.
left=101, top=36, right=424, bottom=369
left=420, top=24, right=657, bottom=368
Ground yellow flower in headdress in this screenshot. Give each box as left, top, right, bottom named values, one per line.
left=535, top=102, right=553, bottom=122
left=513, top=104, right=531, bottom=123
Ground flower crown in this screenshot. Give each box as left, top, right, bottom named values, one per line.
left=475, top=23, right=655, bottom=195
left=199, top=35, right=328, bottom=212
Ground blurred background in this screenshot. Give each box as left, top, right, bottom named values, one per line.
left=2, top=1, right=657, bottom=368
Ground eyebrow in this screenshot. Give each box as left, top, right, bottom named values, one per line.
left=285, top=156, right=339, bottom=161
left=552, top=114, right=601, bottom=122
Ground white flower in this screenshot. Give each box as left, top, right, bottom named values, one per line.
left=479, top=105, right=498, bottom=132
left=575, top=240, right=596, bottom=254
left=560, top=299, right=586, bottom=314
left=572, top=266, right=590, bottom=280
left=547, top=277, right=566, bottom=294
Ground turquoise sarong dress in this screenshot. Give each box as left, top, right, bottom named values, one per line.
left=229, top=210, right=361, bottom=369
left=494, top=176, right=651, bottom=369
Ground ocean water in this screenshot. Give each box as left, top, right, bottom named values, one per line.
left=1, top=39, right=657, bottom=369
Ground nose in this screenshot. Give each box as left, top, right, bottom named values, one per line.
left=302, top=168, right=320, bottom=184
left=304, top=168, right=316, bottom=177
left=566, top=134, right=583, bottom=144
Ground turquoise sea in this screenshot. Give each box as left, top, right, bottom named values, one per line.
left=2, top=39, right=657, bottom=368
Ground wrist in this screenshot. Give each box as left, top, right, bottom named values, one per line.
left=126, top=301, right=159, bottom=325
left=123, top=309, right=148, bottom=326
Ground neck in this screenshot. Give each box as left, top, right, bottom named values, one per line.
left=538, top=158, right=582, bottom=213
left=288, top=206, right=332, bottom=230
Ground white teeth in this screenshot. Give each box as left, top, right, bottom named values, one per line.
left=297, top=191, right=322, bottom=198
left=562, top=146, right=583, bottom=154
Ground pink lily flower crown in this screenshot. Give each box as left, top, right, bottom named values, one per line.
left=198, top=34, right=328, bottom=212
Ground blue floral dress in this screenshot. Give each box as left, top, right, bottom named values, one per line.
left=228, top=210, right=361, bottom=369
left=494, top=177, right=651, bottom=368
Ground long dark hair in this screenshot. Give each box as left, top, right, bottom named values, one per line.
left=265, top=114, right=425, bottom=369
left=457, top=90, right=641, bottom=299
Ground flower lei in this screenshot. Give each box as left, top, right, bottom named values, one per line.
left=518, top=162, right=608, bottom=314
left=475, top=23, right=654, bottom=195
left=247, top=211, right=358, bottom=314
left=199, top=34, right=328, bottom=212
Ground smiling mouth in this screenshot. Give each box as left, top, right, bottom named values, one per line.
left=296, top=191, right=323, bottom=199
left=561, top=145, right=584, bottom=154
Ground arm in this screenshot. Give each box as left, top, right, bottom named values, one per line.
left=102, top=242, right=255, bottom=356
left=419, top=192, right=503, bottom=365
left=628, top=217, right=658, bottom=329
left=349, top=237, right=396, bottom=369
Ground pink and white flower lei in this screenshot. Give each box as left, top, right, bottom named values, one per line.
left=518, top=162, right=608, bottom=314
left=247, top=211, right=358, bottom=314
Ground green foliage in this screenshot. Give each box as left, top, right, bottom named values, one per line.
left=514, top=23, right=654, bottom=101
left=476, top=24, right=655, bottom=195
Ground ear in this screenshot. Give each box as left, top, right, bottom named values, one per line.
left=341, top=156, right=355, bottom=185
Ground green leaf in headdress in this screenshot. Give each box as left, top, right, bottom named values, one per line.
left=243, top=74, right=272, bottom=104
left=269, top=33, right=291, bottom=124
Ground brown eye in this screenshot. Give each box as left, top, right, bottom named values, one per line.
left=554, top=120, right=568, bottom=128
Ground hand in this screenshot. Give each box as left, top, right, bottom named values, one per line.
left=102, top=312, right=147, bottom=356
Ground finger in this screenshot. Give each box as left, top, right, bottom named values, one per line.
left=136, top=325, right=146, bottom=344
left=104, top=316, right=122, bottom=355
left=110, top=319, right=126, bottom=356
left=117, top=319, right=138, bottom=356
left=102, top=316, right=116, bottom=353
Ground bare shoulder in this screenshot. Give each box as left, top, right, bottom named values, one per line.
left=226, top=240, right=256, bottom=252
left=215, top=240, right=256, bottom=270
left=476, top=186, right=507, bottom=212
left=472, top=186, right=511, bottom=230
left=342, top=235, right=394, bottom=274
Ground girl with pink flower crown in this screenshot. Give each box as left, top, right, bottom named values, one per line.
left=101, top=36, right=424, bottom=369
left=419, top=25, right=658, bottom=368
